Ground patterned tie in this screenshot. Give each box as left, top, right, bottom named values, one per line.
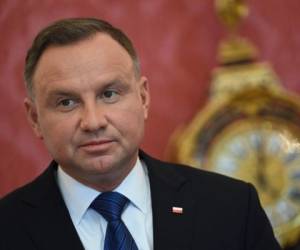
left=90, top=192, right=138, bottom=250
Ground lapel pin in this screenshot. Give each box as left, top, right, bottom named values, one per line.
left=172, top=206, right=183, bottom=214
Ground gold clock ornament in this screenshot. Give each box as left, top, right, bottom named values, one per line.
left=169, top=87, right=300, bottom=247
left=167, top=0, right=300, bottom=247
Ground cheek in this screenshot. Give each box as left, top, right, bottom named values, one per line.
left=115, top=106, right=145, bottom=138
left=107, top=100, right=144, bottom=130
left=39, top=115, right=76, bottom=146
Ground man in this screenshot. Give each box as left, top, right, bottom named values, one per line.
left=0, top=18, right=281, bottom=250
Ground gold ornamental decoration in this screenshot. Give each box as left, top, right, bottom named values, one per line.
left=167, top=0, right=300, bottom=248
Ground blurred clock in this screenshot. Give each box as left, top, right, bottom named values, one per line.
left=167, top=1, right=300, bottom=247
left=171, top=87, right=300, bottom=247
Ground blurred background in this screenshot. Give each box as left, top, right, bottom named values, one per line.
left=1, top=0, right=300, bottom=248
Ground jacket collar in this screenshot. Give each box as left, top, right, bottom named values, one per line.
left=20, top=162, right=84, bottom=250
left=140, top=151, right=196, bottom=250
left=20, top=151, right=195, bottom=250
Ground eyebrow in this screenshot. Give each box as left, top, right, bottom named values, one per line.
left=43, top=88, right=80, bottom=106
left=105, top=79, right=131, bottom=92
left=46, top=89, right=79, bottom=99
left=45, top=79, right=131, bottom=101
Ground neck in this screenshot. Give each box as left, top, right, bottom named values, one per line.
left=59, top=154, right=138, bottom=192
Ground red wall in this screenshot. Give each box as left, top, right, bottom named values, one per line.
left=1, top=0, right=300, bottom=196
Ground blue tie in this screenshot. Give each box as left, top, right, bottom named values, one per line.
left=90, top=192, right=138, bottom=250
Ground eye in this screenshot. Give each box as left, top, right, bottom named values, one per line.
left=60, top=99, right=74, bottom=106
left=102, top=90, right=120, bottom=103
left=57, top=98, right=77, bottom=111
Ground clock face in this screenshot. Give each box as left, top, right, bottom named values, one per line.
left=205, top=119, right=300, bottom=230
left=174, top=90, right=300, bottom=246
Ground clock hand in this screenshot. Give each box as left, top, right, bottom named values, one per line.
left=255, top=134, right=280, bottom=200
left=255, top=133, right=268, bottom=189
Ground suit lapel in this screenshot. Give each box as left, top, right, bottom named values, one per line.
left=141, top=152, right=196, bottom=250
left=18, top=153, right=196, bottom=250
left=19, top=162, right=84, bottom=250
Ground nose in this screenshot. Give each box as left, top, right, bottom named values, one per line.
left=80, top=102, right=108, bottom=132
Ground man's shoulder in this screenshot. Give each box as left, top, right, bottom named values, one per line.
left=0, top=176, right=39, bottom=213
left=0, top=182, right=36, bottom=230
left=140, top=152, right=281, bottom=249
left=0, top=162, right=57, bottom=213
left=141, top=150, right=250, bottom=191
left=140, top=152, right=251, bottom=198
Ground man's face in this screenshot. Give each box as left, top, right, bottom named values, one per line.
left=25, top=33, right=149, bottom=190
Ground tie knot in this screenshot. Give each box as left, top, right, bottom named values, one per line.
left=90, top=192, right=128, bottom=222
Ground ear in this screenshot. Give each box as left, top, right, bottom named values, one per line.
left=24, top=97, right=43, bottom=139
left=139, top=76, right=150, bottom=119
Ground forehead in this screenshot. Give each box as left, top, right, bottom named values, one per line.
left=32, top=33, right=134, bottom=86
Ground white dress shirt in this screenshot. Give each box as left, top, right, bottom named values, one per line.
left=56, top=158, right=153, bottom=250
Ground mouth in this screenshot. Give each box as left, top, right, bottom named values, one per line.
left=79, top=139, right=115, bottom=153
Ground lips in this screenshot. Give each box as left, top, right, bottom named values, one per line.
left=79, top=139, right=115, bottom=153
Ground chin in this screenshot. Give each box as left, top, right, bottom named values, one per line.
left=81, top=155, right=118, bottom=172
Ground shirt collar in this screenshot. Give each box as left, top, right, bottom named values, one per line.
left=56, top=157, right=149, bottom=226
left=114, top=158, right=148, bottom=214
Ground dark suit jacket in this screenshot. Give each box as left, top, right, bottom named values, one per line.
left=0, top=151, right=281, bottom=250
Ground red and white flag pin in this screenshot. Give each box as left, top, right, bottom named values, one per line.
left=172, top=206, right=183, bottom=214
